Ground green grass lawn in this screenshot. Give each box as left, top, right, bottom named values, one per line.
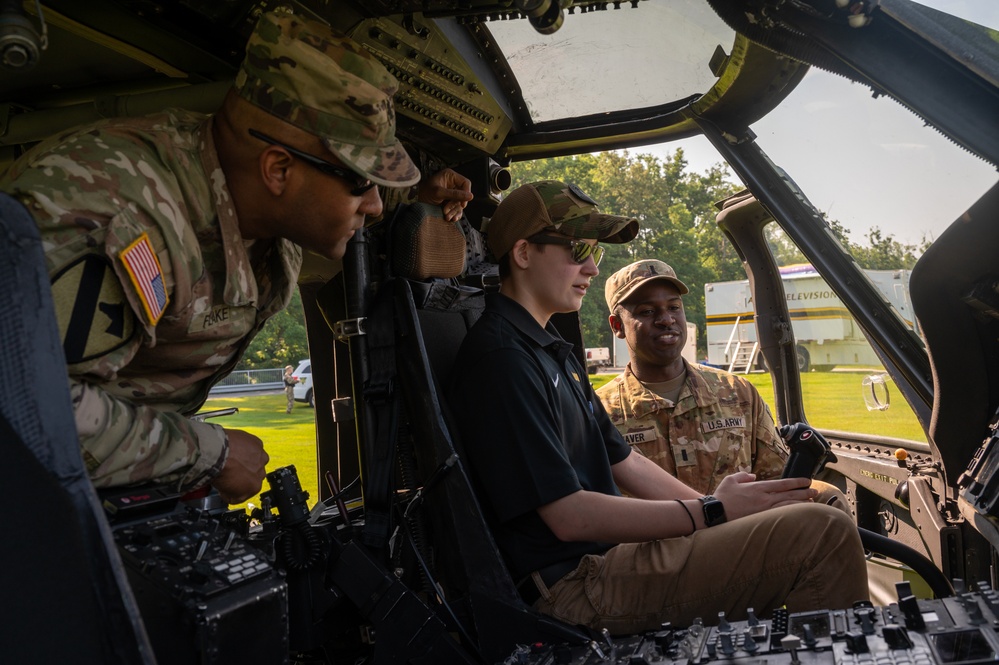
left=207, top=369, right=925, bottom=510
left=592, top=369, right=925, bottom=442
left=198, top=394, right=318, bottom=512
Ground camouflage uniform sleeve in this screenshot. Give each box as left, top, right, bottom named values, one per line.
left=750, top=391, right=787, bottom=480
left=1, top=117, right=229, bottom=493
left=71, top=379, right=228, bottom=490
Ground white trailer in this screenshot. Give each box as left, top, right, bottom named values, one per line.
left=705, top=264, right=917, bottom=372
left=585, top=347, right=611, bottom=374
left=612, top=322, right=698, bottom=369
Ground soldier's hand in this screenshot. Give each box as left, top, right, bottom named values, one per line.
left=212, top=428, right=269, bottom=504
left=713, top=472, right=817, bottom=520
left=418, top=167, right=473, bottom=223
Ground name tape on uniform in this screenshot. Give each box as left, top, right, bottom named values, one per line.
left=702, top=416, right=746, bottom=433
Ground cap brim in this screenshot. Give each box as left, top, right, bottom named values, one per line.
left=324, top=138, right=421, bottom=188
left=558, top=213, right=640, bottom=244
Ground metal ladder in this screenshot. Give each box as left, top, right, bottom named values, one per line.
left=727, top=341, right=759, bottom=374
left=724, top=315, right=759, bottom=373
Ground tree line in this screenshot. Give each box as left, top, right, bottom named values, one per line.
left=238, top=149, right=927, bottom=368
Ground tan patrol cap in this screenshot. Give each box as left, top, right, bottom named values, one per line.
left=605, top=259, right=689, bottom=312
left=234, top=11, right=420, bottom=187
left=483, top=180, right=639, bottom=259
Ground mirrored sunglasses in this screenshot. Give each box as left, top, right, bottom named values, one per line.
left=528, top=234, right=605, bottom=266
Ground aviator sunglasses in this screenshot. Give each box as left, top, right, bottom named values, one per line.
left=248, top=129, right=376, bottom=196
left=528, top=233, right=605, bottom=266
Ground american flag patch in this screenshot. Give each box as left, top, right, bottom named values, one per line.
left=120, top=233, right=169, bottom=325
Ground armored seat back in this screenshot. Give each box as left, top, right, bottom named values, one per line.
left=0, top=193, right=151, bottom=663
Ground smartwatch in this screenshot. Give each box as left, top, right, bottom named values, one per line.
left=699, top=495, right=727, bottom=527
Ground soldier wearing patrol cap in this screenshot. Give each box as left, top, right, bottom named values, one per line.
left=448, top=182, right=867, bottom=635
left=0, top=10, right=471, bottom=504
left=597, top=259, right=849, bottom=510
left=597, top=259, right=787, bottom=494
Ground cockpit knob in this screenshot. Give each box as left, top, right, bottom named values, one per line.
left=882, top=625, right=913, bottom=650
left=845, top=631, right=869, bottom=654
left=895, top=481, right=910, bottom=508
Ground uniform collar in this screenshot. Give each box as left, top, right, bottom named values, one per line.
left=617, top=358, right=723, bottom=419
left=200, top=118, right=254, bottom=307
left=683, top=361, right=723, bottom=408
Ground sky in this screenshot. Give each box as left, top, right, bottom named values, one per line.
left=649, top=0, right=999, bottom=247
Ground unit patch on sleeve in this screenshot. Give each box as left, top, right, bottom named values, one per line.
left=119, top=232, right=169, bottom=325
left=51, top=255, right=136, bottom=363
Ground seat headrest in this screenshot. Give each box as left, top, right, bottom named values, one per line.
left=391, top=203, right=466, bottom=280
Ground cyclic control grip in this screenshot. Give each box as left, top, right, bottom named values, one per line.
left=780, top=423, right=834, bottom=479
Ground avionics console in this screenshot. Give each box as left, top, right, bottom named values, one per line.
left=505, top=582, right=999, bottom=665
left=103, top=487, right=288, bottom=665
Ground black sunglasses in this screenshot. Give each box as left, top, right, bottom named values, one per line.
left=248, top=128, right=376, bottom=196
left=528, top=234, right=605, bottom=266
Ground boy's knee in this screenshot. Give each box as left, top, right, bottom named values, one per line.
left=780, top=502, right=858, bottom=542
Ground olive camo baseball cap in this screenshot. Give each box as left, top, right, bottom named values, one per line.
left=235, top=11, right=420, bottom=188
left=605, top=259, right=690, bottom=312
left=484, top=180, right=639, bottom=259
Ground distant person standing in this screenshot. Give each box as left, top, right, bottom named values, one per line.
left=283, top=365, right=298, bottom=414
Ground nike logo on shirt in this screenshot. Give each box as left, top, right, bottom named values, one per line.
left=553, top=374, right=560, bottom=388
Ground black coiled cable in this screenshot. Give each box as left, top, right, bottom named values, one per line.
left=278, top=522, right=325, bottom=572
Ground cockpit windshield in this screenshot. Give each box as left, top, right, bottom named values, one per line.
left=487, top=0, right=735, bottom=122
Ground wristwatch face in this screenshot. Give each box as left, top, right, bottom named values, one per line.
left=701, top=495, right=727, bottom=527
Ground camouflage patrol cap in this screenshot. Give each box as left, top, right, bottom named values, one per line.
left=484, top=180, right=639, bottom=259
left=606, top=259, right=690, bottom=312
left=235, top=11, right=420, bottom=187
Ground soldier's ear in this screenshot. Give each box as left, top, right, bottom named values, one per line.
left=608, top=313, right=625, bottom=338
left=259, top=146, right=295, bottom=195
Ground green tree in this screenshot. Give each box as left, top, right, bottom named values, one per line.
left=764, top=224, right=807, bottom=267
left=238, top=289, right=310, bottom=369
left=849, top=227, right=923, bottom=270
left=763, top=216, right=922, bottom=272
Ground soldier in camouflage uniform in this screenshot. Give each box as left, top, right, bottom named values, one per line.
left=597, top=259, right=848, bottom=511
left=596, top=260, right=786, bottom=494
left=448, top=181, right=867, bottom=635
left=283, top=365, right=298, bottom=414
left=0, top=11, right=471, bottom=503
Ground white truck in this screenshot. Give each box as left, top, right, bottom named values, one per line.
left=585, top=347, right=611, bottom=374
left=611, top=323, right=698, bottom=369
left=705, top=264, right=917, bottom=372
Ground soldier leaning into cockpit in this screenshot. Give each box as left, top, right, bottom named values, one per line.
left=0, top=11, right=472, bottom=505
left=447, top=180, right=869, bottom=635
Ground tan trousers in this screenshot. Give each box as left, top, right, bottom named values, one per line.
left=534, top=502, right=868, bottom=635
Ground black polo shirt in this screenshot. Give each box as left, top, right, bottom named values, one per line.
left=447, top=293, right=631, bottom=580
